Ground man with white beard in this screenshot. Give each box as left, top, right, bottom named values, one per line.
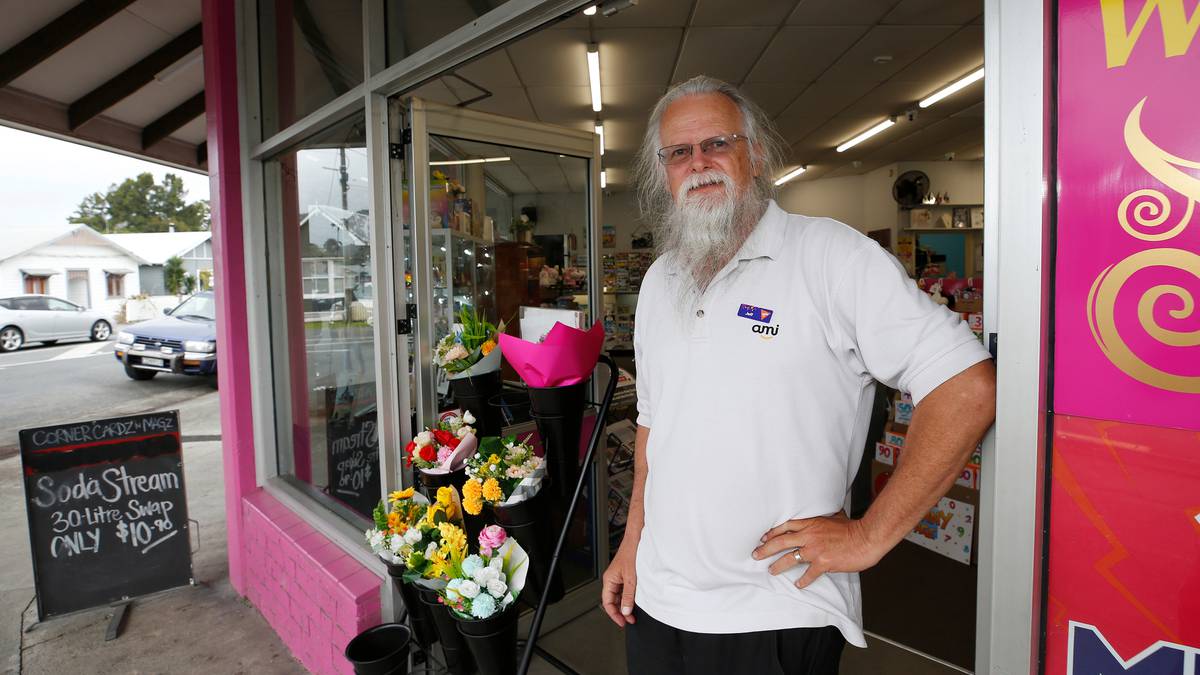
left=601, top=76, right=996, bottom=674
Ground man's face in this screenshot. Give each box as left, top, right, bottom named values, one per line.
left=659, top=93, right=757, bottom=204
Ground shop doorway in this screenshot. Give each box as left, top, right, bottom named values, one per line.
left=386, top=2, right=986, bottom=671
left=391, top=96, right=605, bottom=630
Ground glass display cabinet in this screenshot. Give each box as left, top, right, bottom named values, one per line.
left=430, top=228, right=496, bottom=338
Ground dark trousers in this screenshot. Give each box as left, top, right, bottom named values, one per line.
left=625, top=606, right=845, bottom=675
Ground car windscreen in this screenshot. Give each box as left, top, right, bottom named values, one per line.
left=172, top=294, right=216, bottom=321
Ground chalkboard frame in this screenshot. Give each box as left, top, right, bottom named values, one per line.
left=19, top=410, right=194, bottom=621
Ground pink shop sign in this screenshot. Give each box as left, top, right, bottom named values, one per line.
left=1054, top=0, right=1200, bottom=431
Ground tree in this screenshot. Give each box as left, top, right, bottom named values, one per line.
left=70, top=172, right=210, bottom=233
left=164, top=256, right=187, bottom=295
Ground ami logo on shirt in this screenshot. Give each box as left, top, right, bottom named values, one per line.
left=737, top=303, right=780, bottom=338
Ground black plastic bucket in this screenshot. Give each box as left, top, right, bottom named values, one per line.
left=417, top=588, right=475, bottom=675
left=450, top=371, right=505, bottom=437
left=384, top=563, right=436, bottom=653
left=527, top=381, right=588, bottom=508
left=344, top=623, right=411, bottom=675
left=492, top=491, right=564, bottom=605
left=454, top=604, right=518, bottom=675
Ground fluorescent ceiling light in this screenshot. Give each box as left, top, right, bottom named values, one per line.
left=587, top=44, right=602, bottom=112
left=600, top=170, right=607, bottom=188
left=836, top=119, right=895, bottom=153
left=429, top=157, right=511, bottom=166
left=583, top=5, right=597, bottom=15
left=595, top=122, right=605, bottom=155
left=773, top=166, right=807, bottom=186
left=919, top=67, right=984, bottom=109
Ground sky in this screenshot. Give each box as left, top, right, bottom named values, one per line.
left=0, top=125, right=211, bottom=232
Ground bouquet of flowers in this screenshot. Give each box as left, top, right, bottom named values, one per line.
left=366, top=486, right=465, bottom=576
left=438, top=525, right=529, bottom=620
left=406, top=411, right=479, bottom=473
left=461, top=436, right=546, bottom=516
left=434, top=306, right=504, bottom=379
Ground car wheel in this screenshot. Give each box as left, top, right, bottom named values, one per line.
left=91, top=320, right=112, bottom=341
left=124, top=365, right=157, bottom=381
left=0, top=326, right=23, bottom=352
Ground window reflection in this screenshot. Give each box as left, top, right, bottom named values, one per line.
left=269, top=116, right=379, bottom=521
left=258, top=0, right=365, bottom=137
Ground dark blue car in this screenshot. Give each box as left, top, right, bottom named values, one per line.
left=115, top=291, right=217, bottom=382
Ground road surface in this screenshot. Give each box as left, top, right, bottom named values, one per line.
left=0, top=338, right=214, bottom=457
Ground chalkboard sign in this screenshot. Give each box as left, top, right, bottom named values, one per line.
left=19, top=411, right=193, bottom=620
left=325, top=383, right=380, bottom=519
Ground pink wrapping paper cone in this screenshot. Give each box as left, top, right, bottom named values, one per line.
left=499, top=321, right=605, bottom=388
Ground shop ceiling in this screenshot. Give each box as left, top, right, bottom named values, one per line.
left=0, top=0, right=206, bottom=172
left=416, top=0, right=984, bottom=190
left=0, top=1, right=984, bottom=190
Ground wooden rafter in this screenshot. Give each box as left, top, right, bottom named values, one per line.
left=142, top=92, right=205, bottom=149
left=0, top=0, right=136, bottom=89
left=69, top=24, right=203, bottom=130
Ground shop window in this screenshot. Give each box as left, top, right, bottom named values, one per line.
left=385, top=0, right=515, bottom=65
left=258, top=0, right=364, bottom=137
left=23, top=275, right=49, bottom=294
left=106, top=273, right=125, bottom=298
left=266, top=114, right=379, bottom=521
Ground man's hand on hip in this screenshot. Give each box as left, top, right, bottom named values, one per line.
left=602, top=537, right=639, bottom=627
left=751, top=513, right=884, bottom=589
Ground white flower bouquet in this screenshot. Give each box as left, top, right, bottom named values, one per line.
left=438, top=525, right=528, bottom=620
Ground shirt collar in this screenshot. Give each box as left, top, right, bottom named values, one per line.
left=735, top=199, right=787, bottom=262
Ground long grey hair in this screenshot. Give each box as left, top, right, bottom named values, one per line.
left=631, top=76, right=788, bottom=247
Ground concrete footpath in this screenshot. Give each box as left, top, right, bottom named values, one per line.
left=0, top=392, right=306, bottom=674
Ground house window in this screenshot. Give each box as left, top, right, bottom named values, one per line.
left=106, top=273, right=126, bottom=298
left=301, top=260, right=331, bottom=295
left=24, top=275, right=49, bottom=294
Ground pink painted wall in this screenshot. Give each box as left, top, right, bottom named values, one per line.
left=203, top=4, right=383, bottom=674
left=243, top=492, right=382, bottom=675
left=1052, top=0, right=1200, bottom=431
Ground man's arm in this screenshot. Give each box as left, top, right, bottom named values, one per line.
left=601, top=424, right=649, bottom=626
left=752, top=360, right=995, bottom=587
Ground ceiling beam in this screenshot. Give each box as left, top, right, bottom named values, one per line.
left=142, top=92, right=205, bottom=149
left=68, top=25, right=203, bottom=130
left=0, top=0, right=137, bottom=89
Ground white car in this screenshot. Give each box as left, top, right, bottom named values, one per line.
left=0, top=295, right=114, bottom=352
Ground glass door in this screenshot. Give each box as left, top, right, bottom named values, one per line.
left=396, top=96, right=603, bottom=629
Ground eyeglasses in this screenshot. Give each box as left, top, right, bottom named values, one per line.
left=656, top=134, right=748, bottom=166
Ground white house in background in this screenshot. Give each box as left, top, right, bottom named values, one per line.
left=0, top=225, right=147, bottom=315
left=104, top=231, right=213, bottom=295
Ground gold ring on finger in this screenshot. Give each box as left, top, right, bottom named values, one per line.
left=792, top=549, right=803, bottom=563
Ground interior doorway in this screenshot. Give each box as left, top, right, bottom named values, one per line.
left=393, top=96, right=605, bottom=635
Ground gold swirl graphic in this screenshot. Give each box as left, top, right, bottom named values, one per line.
left=1117, top=189, right=1194, bottom=241
left=1087, top=248, right=1200, bottom=393
left=1122, top=98, right=1200, bottom=243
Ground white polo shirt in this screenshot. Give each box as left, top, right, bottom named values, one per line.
left=632, top=200, right=990, bottom=645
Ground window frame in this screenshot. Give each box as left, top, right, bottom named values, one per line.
left=106, top=272, right=125, bottom=298
left=23, top=275, right=49, bottom=295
